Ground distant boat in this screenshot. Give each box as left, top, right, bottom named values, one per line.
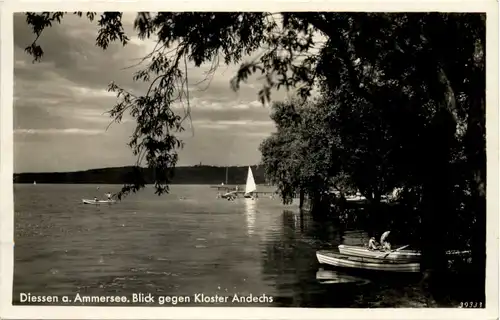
left=218, top=166, right=229, bottom=187
left=221, top=190, right=237, bottom=200
left=345, top=192, right=366, bottom=202
left=244, top=166, right=257, bottom=198
left=82, top=199, right=116, bottom=205
left=218, top=166, right=234, bottom=199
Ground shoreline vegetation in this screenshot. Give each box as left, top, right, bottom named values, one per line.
left=320, top=203, right=481, bottom=307
left=13, top=165, right=266, bottom=185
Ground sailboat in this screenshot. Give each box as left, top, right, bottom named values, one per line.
left=220, top=166, right=237, bottom=199
left=225, top=166, right=228, bottom=185
left=244, top=166, right=257, bottom=199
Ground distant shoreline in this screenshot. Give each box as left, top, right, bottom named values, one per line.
left=13, top=165, right=267, bottom=185
left=14, top=182, right=254, bottom=185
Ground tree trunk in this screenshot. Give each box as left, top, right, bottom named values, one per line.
left=465, top=90, right=486, bottom=303
left=469, top=173, right=486, bottom=303
left=419, top=108, right=456, bottom=302
left=367, top=194, right=383, bottom=232
left=299, top=189, right=305, bottom=209
left=310, top=191, right=326, bottom=220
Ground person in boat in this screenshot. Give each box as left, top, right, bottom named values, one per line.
left=380, top=230, right=391, bottom=251
left=106, top=192, right=112, bottom=200
left=368, top=237, right=379, bottom=250
left=382, top=242, right=391, bottom=251
left=94, top=196, right=98, bottom=202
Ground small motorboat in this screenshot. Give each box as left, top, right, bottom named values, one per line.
left=82, top=199, right=116, bottom=205
left=316, top=251, right=420, bottom=273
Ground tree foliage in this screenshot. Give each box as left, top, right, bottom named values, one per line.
left=23, top=12, right=486, bottom=296
left=23, top=12, right=484, bottom=199
left=259, top=99, right=341, bottom=205
left=254, top=13, right=485, bottom=296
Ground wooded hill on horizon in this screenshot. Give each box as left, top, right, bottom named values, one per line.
left=13, top=165, right=267, bottom=185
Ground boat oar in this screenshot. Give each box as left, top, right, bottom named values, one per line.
left=376, top=245, right=410, bottom=259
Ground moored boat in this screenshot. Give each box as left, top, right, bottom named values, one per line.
left=338, top=244, right=471, bottom=261
left=316, top=250, right=420, bottom=273
left=82, top=199, right=116, bottom=205
left=339, top=244, right=420, bottom=261
left=221, top=191, right=237, bottom=199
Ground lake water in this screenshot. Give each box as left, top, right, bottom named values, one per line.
left=13, top=184, right=424, bottom=308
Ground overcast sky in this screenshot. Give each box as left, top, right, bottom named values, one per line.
left=13, top=13, right=291, bottom=173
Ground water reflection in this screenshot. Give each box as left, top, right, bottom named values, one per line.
left=315, top=268, right=370, bottom=286
left=260, top=210, right=329, bottom=307
left=243, top=198, right=256, bottom=236
left=14, top=185, right=425, bottom=307
left=260, top=209, right=377, bottom=307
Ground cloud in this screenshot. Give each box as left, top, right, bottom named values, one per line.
left=192, top=119, right=274, bottom=129
left=14, top=128, right=105, bottom=135
left=13, top=12, right=288, bottom=173
left=171, top=98, right=267, bottom=112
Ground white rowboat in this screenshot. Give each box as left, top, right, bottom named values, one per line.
left=338, top=245, right=471, bottom=261
left=339, top=244, right=419, bottom=261
left=82, top=199, right=116, bottom=205
left=316, top=251, right=420, bottom=273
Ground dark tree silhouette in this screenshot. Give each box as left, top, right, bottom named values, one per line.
left=22, top=12, right=486, bottom=302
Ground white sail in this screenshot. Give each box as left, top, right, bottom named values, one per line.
left=245, top=166, right=257, bottom=194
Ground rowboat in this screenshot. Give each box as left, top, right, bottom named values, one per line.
left=338, top=245, right=471, bottom=261
left=82, top=199, right=116, bottom=205
left=221, top=191, right=237, bottom=199
left=339, top=244, right=419, bottom=261
left=316, top=251, right=420, bottom=273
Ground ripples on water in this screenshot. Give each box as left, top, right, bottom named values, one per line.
left=14, top=184, right=418, bottom=307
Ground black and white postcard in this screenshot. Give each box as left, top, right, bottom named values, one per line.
left=0, top=1, right=498, bottom=319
